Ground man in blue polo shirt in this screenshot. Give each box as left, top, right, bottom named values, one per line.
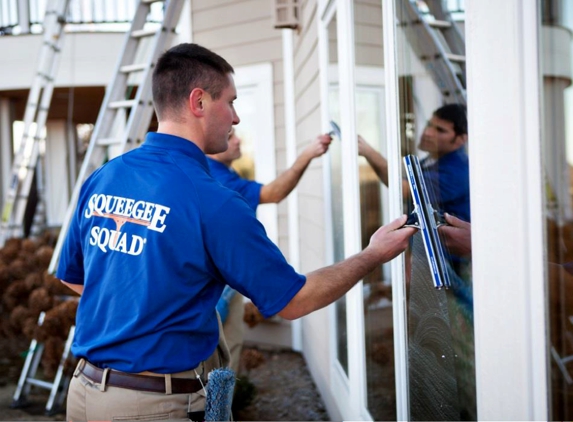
left=57, top=43, right=415, bottom=421
left=208, top=127, right=332, bottom=374
left=357, top=103, right=469, bottom=222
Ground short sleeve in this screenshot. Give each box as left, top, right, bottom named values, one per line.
left=202, top=195, right=305, bottom=318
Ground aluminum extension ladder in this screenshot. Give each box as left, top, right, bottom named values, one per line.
left=400, top=0, right=467, bottom=105
left=0, top=0, right=71, bottom=245
left=11, top=312, right=76, bottom=416
left=48, top=0, right=185, bottom=274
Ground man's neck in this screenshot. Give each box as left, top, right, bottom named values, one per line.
left=157, top=121, right=205, bottom=152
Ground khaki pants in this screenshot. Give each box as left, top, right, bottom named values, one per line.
left=67, top=320, right=230, bottom=421
left=222, top=293, right=245, bottom=374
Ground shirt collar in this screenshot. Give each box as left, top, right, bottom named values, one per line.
left=143, top=132, right=209, bottom=172
left=207, top=157, right=234, bottom=173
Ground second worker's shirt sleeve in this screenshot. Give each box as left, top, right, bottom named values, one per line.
left=202, top=194, right=305, bottom=318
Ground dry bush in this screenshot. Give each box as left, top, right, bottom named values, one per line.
left=243, top=301, right=265, bottom=328
left=35, top=246, right=54, bottom=270
left=241, top=348, right=266, bottom=372
left=28, top=287, right=53, bottom=314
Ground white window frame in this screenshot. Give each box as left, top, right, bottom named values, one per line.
left=382, top=0, right=411, bottom=419
left=319, top=0, right=409, bottom=419
left=466, top=0, right=548, bottom=419
left=233, top=63, right=278, bottom=245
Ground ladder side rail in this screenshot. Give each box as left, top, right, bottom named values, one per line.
left=48, top=1, right=161, bottom=274
left=402, top=0, right=466, bottom=104
left=19, top=0, right=63, bottom=138
left=12, top=339, right=40, bottom=403
left=0, top=0, right=71, bottom=242
left=2, top=0, right=63, bottom=211
left=423, top=0, right=465, bottom=55
left=10, top=24, right=68, bottom=236
left=25, top=342, right=45, bottom=395
left=17, top=0, right=69, bottom=159
left=45, top=325, right=75, bottom=414
left=124, top=1, right=186, bottom=151
left=12, top=312, right=46, bottom=404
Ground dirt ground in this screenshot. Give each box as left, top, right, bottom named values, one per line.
left=0, top=342, right=330, bottom=421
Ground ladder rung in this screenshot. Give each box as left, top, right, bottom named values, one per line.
left=96, top=137, right=121, bottom=146
left=120, top=63, right=149, bottom=73
left=26, top=378, right=53, bottom=390
left=109, top=99, right=138, bottom=109
left=445, top=53, right=466, bottom=63
left=131, top=28, right=158, bottom=39
left=428, top=20, right=452, bottom=29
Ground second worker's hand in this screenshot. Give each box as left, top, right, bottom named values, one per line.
left=304, top=133, right=333, bottom=159
left=368, top=215, right=417, bottom=263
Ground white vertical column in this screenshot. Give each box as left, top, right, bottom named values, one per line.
left=282, top=28, right=303, bottom=352
left=337, top=0, right=367, bottom=418
left=44, top=120, right=70, bottom=227
left=0, top=98, right=13, bottom=206
left=466, top=0, right=548, bottom=419
left=17, top=0, right=30, bottom=34
left=382, top=0, right=410, bottom=419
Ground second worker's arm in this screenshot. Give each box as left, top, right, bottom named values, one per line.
left=260, top=134, right=332, bottom=204
left=358, top=135, right=410, bottom=199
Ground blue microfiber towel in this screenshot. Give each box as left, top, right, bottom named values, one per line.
left=204, top=367, right=236, bottom=422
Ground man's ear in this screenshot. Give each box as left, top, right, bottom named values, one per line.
left=455, top=133, right=468, bottom=147
left=189, top=88, right=206, bottom=117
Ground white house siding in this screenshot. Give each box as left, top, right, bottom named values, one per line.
left=354, top=0, right=384, bottom=68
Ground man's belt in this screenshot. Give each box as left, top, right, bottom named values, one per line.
left=79, top=360, right=205, bottom=394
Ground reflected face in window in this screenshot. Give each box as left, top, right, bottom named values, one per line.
left=418, top=115, right=466, bottom=158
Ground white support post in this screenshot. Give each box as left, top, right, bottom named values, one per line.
left=466, top=0, right=548, bottom=419
left=17, top=0, right=30, bottom=34
left=336, top=0, right=367, bottom=418
left=0, top=97, right=13, bottom=207
left=44, top=120, right=70, bottom=227
left=282, top=28, right=303, bottom=352
left=382, top=0, right=410, bottom=419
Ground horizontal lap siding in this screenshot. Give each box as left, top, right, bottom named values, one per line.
left=355, top=0, right=384, bottom=67
left=192, top=0, right=288, bottom=253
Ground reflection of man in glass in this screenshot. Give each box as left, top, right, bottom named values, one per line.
left=360, top=105, right=474, bottom=420
left=358, top=104, right=469, bottom=222
left=207, top=128, right=332, bottom=374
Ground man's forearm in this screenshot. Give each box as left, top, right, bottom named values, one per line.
left=364, top=151, right=390, bottom=186
left=278, top=248, right=380, bottom=320
left=260, top=152, right=313, bottom=204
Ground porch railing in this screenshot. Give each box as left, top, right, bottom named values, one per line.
left=0, top=0, right=163, bottom=35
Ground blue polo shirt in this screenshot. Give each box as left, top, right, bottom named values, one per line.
left=422, top=148, right=470, bottom=222
left=207, top=158, right=263, bottom=211
left=56, top=132, right=306, bottom=373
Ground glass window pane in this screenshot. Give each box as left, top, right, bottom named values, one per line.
left=540, top=1, right=573, bottom=419
left=327, top=13, right=349, bottom=376
left=393, top=0, right=476, bottom=420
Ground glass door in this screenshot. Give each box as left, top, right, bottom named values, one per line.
left=388, top=0, right=476, bottom=419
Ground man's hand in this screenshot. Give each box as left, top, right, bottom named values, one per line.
left=302, top=133, right=332, bottom=159
left=358, top=135, right=375, bottom=157
left=439, top=213, right=472, bottom=256
left=368, top=215, right=417, bottom=263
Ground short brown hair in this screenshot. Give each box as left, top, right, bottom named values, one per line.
left=152, top=43, right=234, bottom=120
